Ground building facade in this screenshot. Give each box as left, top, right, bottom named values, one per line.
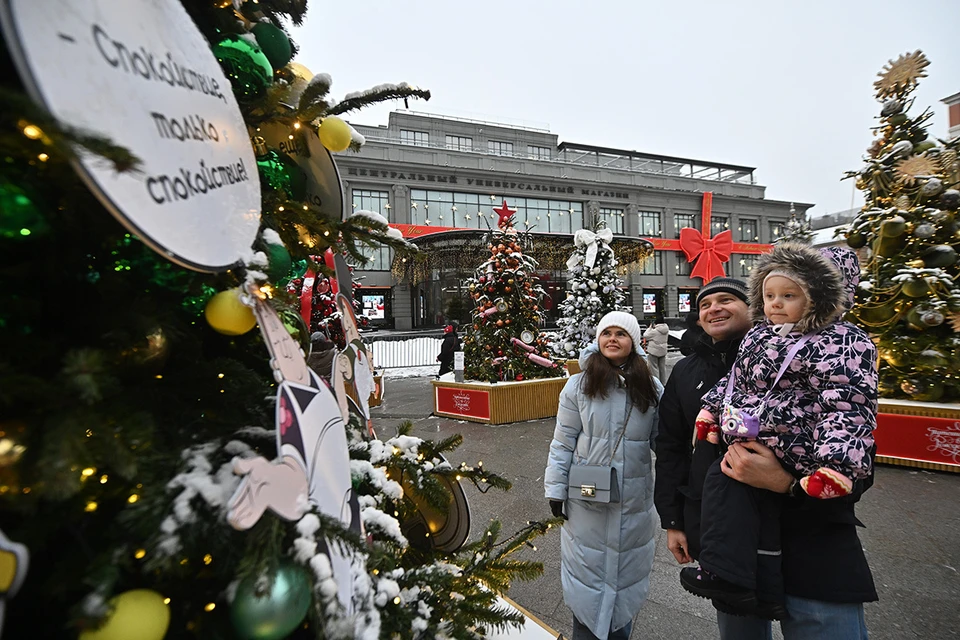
left=339, top=111, right=812, bottom=329
left=943, top=92, right=960, bottom=141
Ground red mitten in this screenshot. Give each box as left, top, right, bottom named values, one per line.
left=800, top=468, right=853, bottom=499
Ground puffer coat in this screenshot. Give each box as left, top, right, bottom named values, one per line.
left=544, top=345, right=663, bottom=637
left=702, top=243, right=878, bottom=481
left=642, top=323, right=669, bottom=357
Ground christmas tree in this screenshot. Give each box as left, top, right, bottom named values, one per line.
left=463, top=201, right=564, bottom=383
left=551, top=223, right=630, bottom=360
left=844, top=50, right=960, bottom=402
left=0, top=2, right=557, bottom=638
left=776, top=204, right=813, bottom=244
left=287, top=256, right=368, bottom=349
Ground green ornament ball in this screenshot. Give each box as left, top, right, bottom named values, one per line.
left=256, top=150, right=307, bottom=201
left=889, top=113, right=908, bottom=126
left=0, top=180, right=49, bottom=239
left=880, top=215, right=907, bottom=237
left=846, top=231, right=867, bottom=249
left=922, top=244, right=957, bottom=268
left=230, top=561, right=312, bottom=640
left=264, top=242, right=292, bottom=281
left=291, top=258, right=309, bottom=279
left=213, top=35, right=273, bottom=103
left=251, top=22, right=293, bottom=69
left=901, top=277, right=931, bottom=298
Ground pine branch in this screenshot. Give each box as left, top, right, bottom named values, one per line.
left=327, top=84, right=431, bottom=116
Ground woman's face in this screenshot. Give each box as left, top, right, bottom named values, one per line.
left=598, top=326, right=632, bottom=366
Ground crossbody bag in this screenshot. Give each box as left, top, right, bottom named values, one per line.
left=567, top=396, right=634, bottom=503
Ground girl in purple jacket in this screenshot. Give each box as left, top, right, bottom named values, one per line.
left=679, top=243, right=877, bottom=620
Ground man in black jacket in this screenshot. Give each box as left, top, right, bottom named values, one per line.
left=655, top=277, right=878, bottom=637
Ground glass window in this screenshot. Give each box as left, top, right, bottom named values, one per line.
left=409, top=189, right=579, bottom=233
left=641, top=251, right=663, bottom=275
left=348, top=245, right=393, bottom=271
left=678, top=291, right=692, bottom=314
left=770, top=220, right=785, bottom=242
left=711, top=215, right=729, bottom=236
left=738, top=254, right=758, bottom=277
left=739, top=218, right=758, bottom=242
left=400, top=130, right=429, bottom=147
left=445, top=135, right=473, bottom=151
left=351, top=189, right=390, bottom=218
left=597, top=207, right=624, bottom=235
left=527, top=145, right=551, bottom=160
left=675, top=253, right=691, bottom=276
left=488, top=140, right=514, bottom=156
left=638, top=210, right=662, bottom=237
left=674, top=212, right=698, bottom=238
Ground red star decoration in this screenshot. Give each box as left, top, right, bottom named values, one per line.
left=492, top=199, right=516, bottom=229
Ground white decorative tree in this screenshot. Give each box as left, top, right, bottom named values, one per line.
left=551, top=224, right=630, bottom=360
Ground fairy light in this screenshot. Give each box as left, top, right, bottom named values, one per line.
left=128, top=494, right=140, bottom=504
left=203, top=554, right=213, bottom=565
left=37, top=153, right=49, bottom=162
left=163, top=598, right=171, bottom=605
left=135, top=549, right=146, bottom=559
left=204, top=603, right=216, bottom=612
left=393, top=596, right=401, bottom=605
left=21, top=124, right=42, bottom=139
left=372, top=569, right=379, bottom=575
left=293, top=122, right=301, bottom=129
left=81, top=467, right=96, bottom=478
left=278, top=205, right=285, bottom=212
left=218, top=373, right=225, bottom=379
left=85, top=501, right=98, bottom=512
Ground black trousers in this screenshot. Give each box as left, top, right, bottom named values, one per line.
left=698, top=457, right=785, bottom=604
left=438, top=359, right=454, bottom=376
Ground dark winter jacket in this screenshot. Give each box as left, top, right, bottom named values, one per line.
left=654, top=332, right=742, bottom=559
left=438, top=333, right=460, bottom=365
left=702, top=244, right=877, bottom=482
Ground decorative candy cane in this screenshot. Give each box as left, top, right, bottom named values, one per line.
left=527, top=353, right=556, bottom=368
left=510, top=337, right=536, bottom=353
left=481, top=306, right=498, bottom=318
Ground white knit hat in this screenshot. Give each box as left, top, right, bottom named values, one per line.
left=595, top=311, right=643, bottom=354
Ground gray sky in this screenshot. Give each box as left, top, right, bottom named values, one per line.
left=292, top=0, right=960, bottom=218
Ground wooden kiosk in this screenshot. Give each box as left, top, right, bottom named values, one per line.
left=876, top=399, right=960, bottom=472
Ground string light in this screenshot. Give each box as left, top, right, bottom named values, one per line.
left=37, top=153, right=48, bottom=162
left=293, top=122, right=301, bottom=129
left=163, top=598, right=171, bottom=605
left=218, top=373, right=225, bottom=379
left=204, top=603, right=216, bottom=612
left=21, top=123, right=42, bottom=139
left=135, top=549, right=146, bottom=559
left=81, top=467, right=95, bottom=478
left=128, top=494, right=140, bottom=504
left=85, top=501, right=98, bottom=512
left=393, top=596, right=401, bottom=605
left=203, top=554, right=213, bottom=565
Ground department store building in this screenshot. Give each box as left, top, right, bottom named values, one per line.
left=340, top=111, right=811, bottom=330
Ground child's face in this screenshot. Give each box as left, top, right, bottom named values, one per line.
left=763, top=275, right=807, bottom=324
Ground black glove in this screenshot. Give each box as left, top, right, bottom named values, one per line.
left=549, top=499, right=567, bottom=520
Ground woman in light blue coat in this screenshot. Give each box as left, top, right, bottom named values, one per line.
left=545, top=311, right=663, bottom=640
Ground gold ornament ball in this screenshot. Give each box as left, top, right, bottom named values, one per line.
left=205, top=289, right=257, bottom=335
left=318, top=117, right=352, bottom=152
left=280, top=62, right=314, bottom=104
left=79, top=589, right=170, bottom=640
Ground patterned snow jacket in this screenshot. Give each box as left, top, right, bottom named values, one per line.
left=702, top=244, right=878, bottom=482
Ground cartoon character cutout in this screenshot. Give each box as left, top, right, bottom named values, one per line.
left=0, top=529, right=28, bottom=639
left=332, top=292, right=377, bottom=439
left=227, top=294, right=361, bottom=613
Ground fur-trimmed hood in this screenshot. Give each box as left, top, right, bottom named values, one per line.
left=748, top=243, right=858, bottom=334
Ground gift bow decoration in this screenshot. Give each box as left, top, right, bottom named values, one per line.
left=678, top=192, right=733, bottom=282
left=568, top=227, right=614, bottom=270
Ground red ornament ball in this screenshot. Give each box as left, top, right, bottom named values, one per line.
left=515, top=374, right=524, bottom=381
left=497, top=350, right=503, bottom=356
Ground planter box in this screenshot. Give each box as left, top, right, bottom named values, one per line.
left=566, top=359, right=581, bottom=375
left=432, top=377, right=568, bottom=425
left=876, top=398, right=960, bottom=473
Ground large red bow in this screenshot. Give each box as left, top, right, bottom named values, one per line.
left=679, top=227, right=733, bottom=282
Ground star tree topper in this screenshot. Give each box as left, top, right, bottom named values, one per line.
left=493, top=199, right=516, bottom=230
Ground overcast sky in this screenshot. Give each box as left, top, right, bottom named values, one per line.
left=292, top=0, right=959, bottom=218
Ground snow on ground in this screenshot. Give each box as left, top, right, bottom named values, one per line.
left=382, top=365, right=439, bottom=379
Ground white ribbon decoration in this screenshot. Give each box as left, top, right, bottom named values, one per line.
left=569, top=228, right=614, bottom=270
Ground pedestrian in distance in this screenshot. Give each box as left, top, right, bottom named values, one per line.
left=678, top=310, right=704, bottom=356
left=544, top=311, right=663, bottom=640
left=436, top=324, right=460, bottom=378
left=643, top=311, right=669, bottom=381
left=306, top=331, right=336, bottom=385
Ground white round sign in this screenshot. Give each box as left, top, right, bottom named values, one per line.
left=0, top=0, right=261, bottom=272
left=256, top=121, right=346, bottom=221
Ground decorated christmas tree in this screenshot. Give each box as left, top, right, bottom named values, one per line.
left=463, top=201, right=564, bottom=383
left=551, top=224, right=630, bottom=360
left=844, top=50, right=960, bottom=402
left=287, top=255, right=368, bottom=349
left=0, top=2, right=557, bottom=639
left=776, top=204, right=813, bottom=245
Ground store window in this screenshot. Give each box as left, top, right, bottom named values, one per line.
left=640, top=251, right=662, bottom=275
left=400, top=130, right=429, bottom=147
left=678, top=291, right=694, bottom=314
left=351, top=189, right=390, bottom=218
left=675, top=253, right=691, bottom=276
left=488, top=140, right=514, bottom=156
left=597, top=207, right=624, bottom=235
left=638, top=210, right=662, bottom=237
left=409, top=189, right=581, bottom=233
left=739, top=218, right=759, bottom=242
left=674, top=212, right=698, bottom=238
left=738, top=254, right=758, bottom=277
left=445, top=135, right=473, bottom=151
left=711, top=215, right=729, bottom=236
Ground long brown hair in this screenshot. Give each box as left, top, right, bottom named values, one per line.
left=582, top=350, right=659, bottom=413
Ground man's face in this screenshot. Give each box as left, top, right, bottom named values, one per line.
left=698, top=292, right=751, bottom=342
